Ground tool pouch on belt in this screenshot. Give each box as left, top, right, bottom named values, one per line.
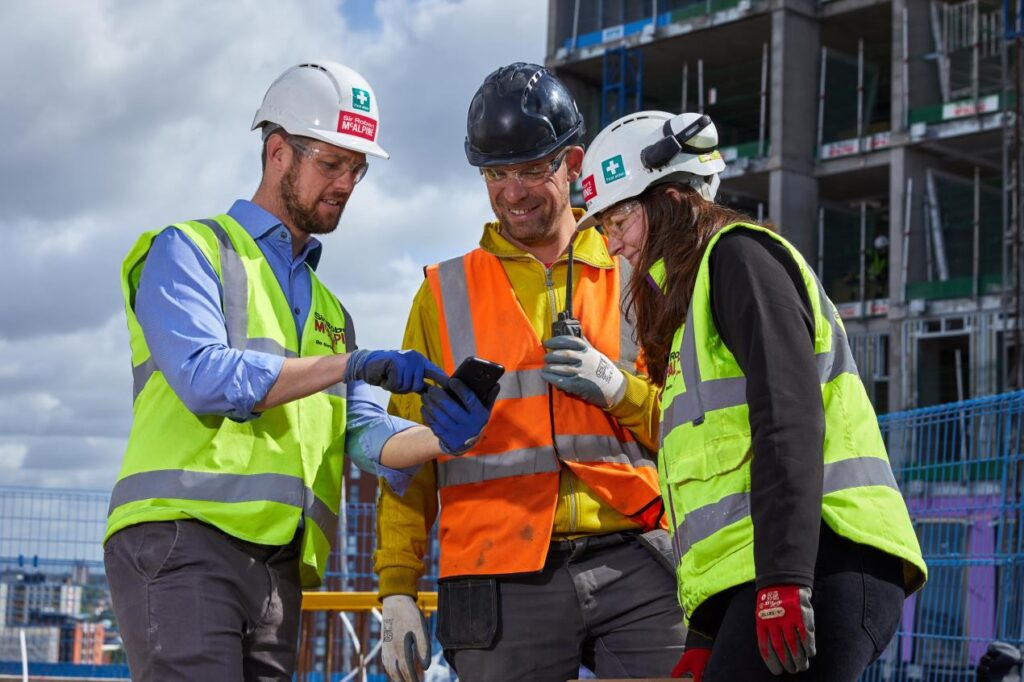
left=635, top=528, right=677, bottom=575
left=436, top=577, right=499, bottom=650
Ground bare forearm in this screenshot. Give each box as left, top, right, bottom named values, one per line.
left=255, top=353, right=351, bottom=411
left=380, top=425, right=445, bottom=468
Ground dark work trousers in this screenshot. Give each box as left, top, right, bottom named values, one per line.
left=703, top=527, right=906, bottom=682
left=438, top=530, right=686, bottom=682
left=104, top=519, right=303, bottom=682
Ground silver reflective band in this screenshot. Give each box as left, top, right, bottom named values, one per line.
left=437, top=435, right=654, bottom=487
left=672, top=456, right=899, bottom=556
left=437, top=257, right=477, bottom=363
left=108, top=469, right=339, bottom=536
left=617, top=256, right=639, bottom=370
left=498, top=369, right=549, bottom=400
left=661, top=266, right=860, bottom=439
left=197, top=219, right=249, bottom=351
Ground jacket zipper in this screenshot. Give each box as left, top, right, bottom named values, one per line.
left=544, top=263, right=578, bottom=532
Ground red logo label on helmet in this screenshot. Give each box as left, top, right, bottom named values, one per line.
left=337, top=111, right=377, bottom=141
left=582, top=174, right=597, bottom=202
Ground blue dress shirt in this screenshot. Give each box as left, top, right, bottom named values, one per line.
left=134, top=199, right=418, bottom=493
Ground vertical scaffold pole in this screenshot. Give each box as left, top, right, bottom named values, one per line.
left=860, top=201, right=868, bottom=314
left=818, top=206, right=826, bottom=278
left=682, top=61, right=689, bottom=111
left=759, top=42, right=768, bottom=157
left=974, top=166, right=982, bottom=300
left=903, top=6, right=911, bottom=129
left=817, top=47, right=828, bottom=157
left=900, top=177, right=914, bottom=306
left=698, top=58, right=705, bottom=113
left=857, top=38, right=865, bottom=152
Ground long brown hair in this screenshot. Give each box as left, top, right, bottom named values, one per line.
left=627, top=182, right=765, bottom=385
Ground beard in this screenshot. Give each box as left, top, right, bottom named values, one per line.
left=494, top=191, right=568, bottom=247
left=280, top=160, right=345, bottom=236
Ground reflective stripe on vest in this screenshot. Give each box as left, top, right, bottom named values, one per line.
left=672, top=456, right=898, bottom=556
left=107, top=469, right=339, bottom=542
left=436, top=436, right=655, bottom=487
left=660, top=272, right=857, bottom=444
left=130, top=218, right=347, bottom=401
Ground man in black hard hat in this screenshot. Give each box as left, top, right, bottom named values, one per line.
left=374, top=63, right=685, bottom=682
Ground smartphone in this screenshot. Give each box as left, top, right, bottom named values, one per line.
left=446, top=356, right=505, bottom=407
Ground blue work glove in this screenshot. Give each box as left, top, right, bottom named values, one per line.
left=420, top=378, right=499, bottom=456
left=542, top=335, right=627, bottom=408
left=343, top=349, right=447, bottom=394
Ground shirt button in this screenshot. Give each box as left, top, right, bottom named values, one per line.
left=293, top=307, right=301, bottom=315
left=279, top=231, right=288, bottom=240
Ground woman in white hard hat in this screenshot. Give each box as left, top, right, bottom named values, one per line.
left=574, top=112, right=927, bottom=681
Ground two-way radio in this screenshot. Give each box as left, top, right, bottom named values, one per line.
left=551, top=238, right=583, bottom=339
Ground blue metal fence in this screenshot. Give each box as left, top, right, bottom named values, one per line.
left=863, top=390, right=1024, bottom=681
left=1, top=390, right=1023, bottom=679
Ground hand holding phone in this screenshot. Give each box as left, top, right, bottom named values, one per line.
left=445, top=356, right=505, bottom=407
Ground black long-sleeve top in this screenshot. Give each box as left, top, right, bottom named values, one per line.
left=707, top=229, right=825, bottom=589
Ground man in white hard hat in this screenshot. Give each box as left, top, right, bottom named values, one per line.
left=104, top=61, right=495, bottom=681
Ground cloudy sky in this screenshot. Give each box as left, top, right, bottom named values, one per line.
left=0, top=0, right=547, bottom=490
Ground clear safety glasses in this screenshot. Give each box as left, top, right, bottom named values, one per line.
left=480, top=149, right=570, bottom=188
left=288, top=138, right=369, bottom=184
left=596, top=200, right=642, bottom=239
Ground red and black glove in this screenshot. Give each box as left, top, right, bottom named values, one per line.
left=671, top=631, right=713, bottom=680
left=755, top=585, right=816, bottom=675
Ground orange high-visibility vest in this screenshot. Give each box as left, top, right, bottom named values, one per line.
left=425, top=248, right=664, bottom=579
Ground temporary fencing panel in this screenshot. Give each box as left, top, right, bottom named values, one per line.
left=2, top=392, right=1024, bottom=679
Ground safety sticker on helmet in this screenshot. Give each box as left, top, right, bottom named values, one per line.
left=602, top=155, right=626, bottom=184
left=352, top=88, right=371, bottom=112
left=582, top=175, right=598, bottom=202
left=338, top=111, right=377, bottom=141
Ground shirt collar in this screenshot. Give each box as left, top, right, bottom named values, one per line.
left=478, top=208, right=616, bottom=269
left=228, top=199, right=323, bottom=270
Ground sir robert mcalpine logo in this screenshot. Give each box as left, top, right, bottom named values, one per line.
left=582, top=174, right=597, bottom=202
left=314, top=311, right=346, bottom=352
left=337, top=111, right=378, bottom=141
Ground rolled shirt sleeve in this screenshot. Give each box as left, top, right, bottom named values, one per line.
left=134, top=227, right=283, bottom=421
left=344, top=380, right=421, bottom=495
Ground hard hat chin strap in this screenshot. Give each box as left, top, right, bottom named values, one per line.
left=640, top=114, right=716, bottom=170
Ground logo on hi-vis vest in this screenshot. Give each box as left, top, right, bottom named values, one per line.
left=602, top=155, right=626, bottom=183
left=665, top=350, right=680, bottom=380
left=582, top=174, right=597, bottom=202
left=352, top=87, right=371, bottom=112
left=337, top=111, right=377, bottom=141
left=314, top=312, right=346, bottom=352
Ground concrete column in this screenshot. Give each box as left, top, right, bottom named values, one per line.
left=768, top=0, right=820, bottom=260
left=891, top=0, right=942, bottom=133
left=887, top=145, right=932, bottom=411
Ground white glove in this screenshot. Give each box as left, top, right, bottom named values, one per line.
left=381, top=595, right=431, bottom=682
left=542, top=335, right=627, bottom=408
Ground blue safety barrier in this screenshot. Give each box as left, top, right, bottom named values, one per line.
left=1, top=391, right=1022, bottom=679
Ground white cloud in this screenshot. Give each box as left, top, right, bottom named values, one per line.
left=0, top=0, right=546, bottom=489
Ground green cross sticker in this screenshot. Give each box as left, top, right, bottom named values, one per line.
left=602, top=155, right=626, bottom=183
left=352, top=88, right=371, bottom=112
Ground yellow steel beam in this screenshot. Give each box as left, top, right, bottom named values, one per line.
left=301, top=591, right=438, bottom=612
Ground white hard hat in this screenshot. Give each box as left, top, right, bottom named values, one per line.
left=252, top=61, right=389, bottom=159
left=576, top=111, right=726, bottom=231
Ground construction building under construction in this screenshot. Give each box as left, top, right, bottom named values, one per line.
left=546, top=0, right=1024, bottom=412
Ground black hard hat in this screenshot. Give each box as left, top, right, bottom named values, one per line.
left=465, top=62, right=585, bottom=167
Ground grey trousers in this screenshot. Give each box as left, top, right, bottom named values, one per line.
left=104, top=519, right=302, bottom=682
left=437, top=530, right=686, bottom=682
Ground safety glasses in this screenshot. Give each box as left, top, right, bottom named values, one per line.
left=288, top=138, right=369, bottom=184
left=480, top=149, right=570, bottom=188
left=596, top=200, right=642, bottom=239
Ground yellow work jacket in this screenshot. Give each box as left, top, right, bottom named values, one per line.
left=374, top=212, right=661, bottom=597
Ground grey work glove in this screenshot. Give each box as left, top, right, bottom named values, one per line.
left=541, top=335, right=627, bottom=408
left=381, top=595, right=431, bottom=682
left=755, top=585, right=816, bottom=675
left=978, top=641, right=1024, bottom=682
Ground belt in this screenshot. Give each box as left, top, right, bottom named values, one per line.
left=548, top=531, right=640, bottom=561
